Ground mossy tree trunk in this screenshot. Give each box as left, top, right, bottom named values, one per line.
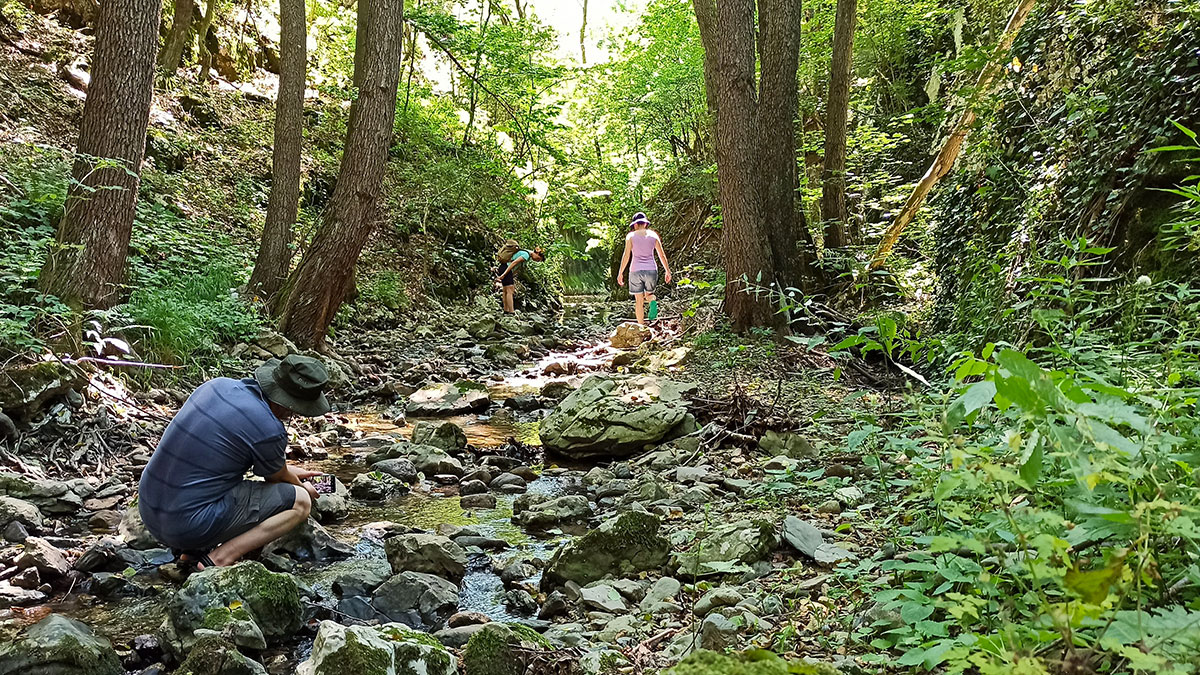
left=158, top=0, right=196, bottom=74
left=248, top=0, right=307, bottom=303
left=821, top=0, right=858, bottom=249
left=39, top=0, right=162, bottom=309
left=276, top=0, right=404, bottom=350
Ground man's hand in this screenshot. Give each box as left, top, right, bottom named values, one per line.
left=301, top=482, right=320, bottom=502
left=291, top=467, right=322, bottom=481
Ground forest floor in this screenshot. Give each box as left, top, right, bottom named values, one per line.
left=0, top=294, right=913, bottom=675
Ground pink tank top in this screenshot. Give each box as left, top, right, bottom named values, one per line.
left=629, top=232, right=659, bottom=272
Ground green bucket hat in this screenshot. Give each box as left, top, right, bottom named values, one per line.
left=255, top=354, right=332, bottom=417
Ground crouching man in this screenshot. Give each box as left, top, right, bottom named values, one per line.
left=138, top=354, right=332, bottom=570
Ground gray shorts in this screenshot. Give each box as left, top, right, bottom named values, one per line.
left=629, top=269, right=658, bottom=294
left=198, top=481, right=296, bottom=550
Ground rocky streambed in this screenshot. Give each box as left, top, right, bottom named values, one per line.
left=0, top=305, right=877, bottom=675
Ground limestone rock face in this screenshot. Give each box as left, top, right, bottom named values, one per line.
left=0, top=615, right=122, bottom=675
left=407, top=382, right=490, bottom=416
left=541, top=512, right=670, bottom=590
left=162, top=561, right=303, bottom=654
left=296, top=621, right=457, bottom=675
left=539, top=376, right=697, bottom=460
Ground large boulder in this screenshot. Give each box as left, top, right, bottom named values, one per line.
left=297, top=621, right=457, bottom=675
left=461, top=624, right=552, bottom=675
left=0, top=496, right=43, bottom=532
left=673, top=520, right=777, bottom=576
left=411, top=421, right=467, bottom=453
left=539, top=376, right=697, bottom=460
left=175, top=636, right=268, bottom=675
left=0, top=361, right=84, bottom=419
left=409, top=446, right=464, bottom=477
left=261, top=518, right=353, bottom=564
left=0, top=471, right=88, bottom=515
left=407, top=381, right=490, bottom=416
left=541, top=512, right=670, bottom=590
left=511, top=495, right=592, bottom=530
left=371, top=571, right=460, bottom=630
left=385, top=533, right=467, bottom=582
left=0, top=615, right=122, bottom=675
left=162, top=561, right=303, bottom=653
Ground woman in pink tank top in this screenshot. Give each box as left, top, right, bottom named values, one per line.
left=617, top=212, right=673, bottom=325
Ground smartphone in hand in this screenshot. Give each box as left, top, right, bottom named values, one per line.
left=310, top=474, right=336, bottom=494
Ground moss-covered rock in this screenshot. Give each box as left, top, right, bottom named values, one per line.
left=0, top=615, right=122, bottom=675
left=296, top=620, right=457, bottom=675
left=541, top=511, right=670, bottom=590
left=176, top=636, right=268, bottom=675
left=462, top=623, right=552, bottom=675
left=672, top=520, right=778, bottom=577
left=667, top=650, right=840, bottom=675
left=162, top=561, right=303, bottom=654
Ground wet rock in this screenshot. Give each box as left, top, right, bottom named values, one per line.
left=411, top=420, right=468, bottom=453
left=411, top=446, right=464, bottom=477
left=16, top=536, right=71, bottom=579
left=371, top=571, right=459, bottom=630
left=580, top=584, right=626, bottom=613
left=540, top=376, right=697, bottom=460
left=314, top=478, right=350, bottom=522
left=0, top=471, right=86, bottom=514
left=407, top=381, right=491, bottom=416
left=480, top=455, right=523, bottom=472
left=504, top=395, right=542, bottom=412
left=460, top=493, right=497, bottom=509
left=175, top=635, right=267, bottom=675
left=261, top=518, right=353, bottom=564
left=462, top=623, right=551, bottom=675
left=489, top=472, right=527, bottom=491
left=640, top=576, right=681, bottom=612
left=448, top=611, right=491, bottom=628
left=88, top=571, right=130, bottom=597
left=610, top=322, right=652, bottom=349
left=162, top=561, right=303, bottom=654
left=461, top=468, right=492, bottom=485
left=453, top=535, right=508, bottom=551
left=674, top=520, right=778, bottom=577
left=459, top=479, right=489, bottom=496
left=0, top=495, right=42, bottom=532
left=0, top=580, right=45, bottom=606
left=538, top=591, right=569, bottom=619
left=512, top=493, right=548, bottom=514
left=542, top=511, right=670, bottom=590
left=119, top=505, right=161, bottom=550
left=0, top=615, right=122, bottom=674
left=370, top=457, right=419, bottom=483
left=330, top=558, right=393, bottom=597
left=512, top=495, right=592, bottom=530
left=694, top=588, right=744, bottom=617
left=74, top=537, right=127, bottom=573
left=297, top=621, right=457, bottom=675
left=468, top=318, right=496, bottom=340
left=539, top=380, right=576, bottom=401
left=498, top=560, right=538, bottom=586
left=385, top=533, right=467, bottom=582
left=583, top=467, right=615, bottom=486
left=504, top=588, right=538, bottom=614
left=350, top=472, right=407, bottom=500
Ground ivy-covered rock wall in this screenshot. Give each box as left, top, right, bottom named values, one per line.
left=930, top=0, right=1200, bottom=344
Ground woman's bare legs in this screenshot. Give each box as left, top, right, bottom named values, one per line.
left=635, top=293, right=646, bottom=325
left=200, top=485, right=311, bottom=568
left=503, top=286, right=515, bottom=313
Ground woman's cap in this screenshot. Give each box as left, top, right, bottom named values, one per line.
left=630, top=212, right=650, bottom=229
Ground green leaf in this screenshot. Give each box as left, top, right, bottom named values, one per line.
left=945, top=381, right=996, bottom=430
left=1019, top=439, right=1043, bottom=486
left=900, top=602, right=935, bottom=623
left=1063, top=554, right=1126, bottom=604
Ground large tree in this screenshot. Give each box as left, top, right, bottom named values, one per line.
left=820, top=0, right=858, bottom=249
left=247, top=0, right=307, bottom=302
left=276, top=0, right=404, bottom=349
left=712, top=0, right=778, bottom=329
left=39, top=0, right=163, bottom=309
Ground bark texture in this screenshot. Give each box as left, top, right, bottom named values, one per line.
left=158, top=0, right=196, bottom=74
left=277, top=0, right=404, bottom=349
left=248, top=0, right=307, bottom=302
left=869, top=0, right=1037, bottom=270
left=713, top=0, right=777, bottom=330
left=820, top=0, right=858, bottom=249
left=691, top=0, right=719, bottom=120
left=196, top=0, right=217, bottom=81
left=39, top=0, right=162, bottom=309
left=758, top=0, right=816, bottom=289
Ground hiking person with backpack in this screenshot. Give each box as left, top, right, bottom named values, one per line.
left=617, top=212, right=672, bottom=325
left=495, top=240, right=546, bottom=314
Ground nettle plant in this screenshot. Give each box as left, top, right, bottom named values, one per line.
left=868, top=347, right=1200, bottom=674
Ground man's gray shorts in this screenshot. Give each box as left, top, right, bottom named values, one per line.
left=198, top=481, right=296, bottom=550
left=629, top=269, right=658, bottom=294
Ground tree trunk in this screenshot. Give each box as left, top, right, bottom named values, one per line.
left=158, top=0, right=196, bottom=74
left=462, top=0, right=491, bottom=149
left=714, top=0, right=776, bottom=330
left=247, top=0, right=306, bottom=303
left=820, top=0, right=857, bottom=249
left=579, top=0, right=587, bottom=64
left=196, top=0, right=217, bottom=81
left=758, top=0, right=816, bottom=291
left=277, top=0, right=404, bottom=350
left=868, top=0, right=1037, bottom=270
left=691, top=0, right=718, bottom=122
left=39, top=0, right=162, bottom=309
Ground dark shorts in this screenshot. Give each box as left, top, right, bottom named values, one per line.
left=629, top=269, right=658, bottom=294
left=497, top=263, right=516, bottom=288
left=145, top=480, right=297, bottom=552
